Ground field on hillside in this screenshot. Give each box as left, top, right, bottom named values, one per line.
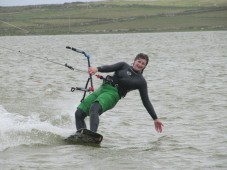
left=0, top=0, right=227, bottom=35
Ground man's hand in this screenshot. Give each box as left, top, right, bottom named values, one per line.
left=154, top=119, right=164, bottom=133
left=88, top=67, right=98, bottom=75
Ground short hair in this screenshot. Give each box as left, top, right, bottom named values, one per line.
left=134, top=53, right=149, bottom=65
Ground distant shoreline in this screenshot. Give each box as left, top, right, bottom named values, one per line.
left=0, top=1, right=227, bottom=36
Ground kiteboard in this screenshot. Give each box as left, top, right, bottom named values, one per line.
left=65, top=128, right=103, bottom=145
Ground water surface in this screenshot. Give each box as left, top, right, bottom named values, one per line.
left=0, top=31, right=226, bottom=169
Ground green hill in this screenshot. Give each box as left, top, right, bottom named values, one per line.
left=0, top=0, right=227, bottom=35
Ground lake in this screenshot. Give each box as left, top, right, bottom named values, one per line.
left=0, top=31, right=226, bottom=169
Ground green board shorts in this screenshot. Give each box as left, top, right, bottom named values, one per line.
left=77, top=83, right=120, bottom=115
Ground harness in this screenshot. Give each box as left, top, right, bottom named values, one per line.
left=96, top=75, right=118, bottom=88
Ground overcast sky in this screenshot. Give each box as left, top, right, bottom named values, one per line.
left=0, top=0, right=104, bottom=7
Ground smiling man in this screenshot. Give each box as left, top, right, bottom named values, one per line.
left=75, top=53, right=163, bottom=134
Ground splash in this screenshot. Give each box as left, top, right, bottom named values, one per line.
left=0, top=105, right=75, bottom=151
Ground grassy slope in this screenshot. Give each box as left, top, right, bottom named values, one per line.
left=0, top=0, right=227, bottom=35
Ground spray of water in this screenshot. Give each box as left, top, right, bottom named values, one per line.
left=0, top=105, right=75, bottom=151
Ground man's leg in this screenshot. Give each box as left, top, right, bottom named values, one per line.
left=75, top=108, right=87, bottom=130
left=89, top=102, right=102, bottom=132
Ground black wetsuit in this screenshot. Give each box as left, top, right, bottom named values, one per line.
left=75, top=62, right=158, bottom=132
left=98, top=62, right=158, bottom=120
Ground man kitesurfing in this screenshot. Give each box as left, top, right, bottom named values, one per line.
left=74, top=53, right=163, bottom=136
left=0, top=44, right=163, bottom=144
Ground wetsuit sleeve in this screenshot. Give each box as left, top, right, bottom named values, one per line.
left=97, top=62, right=127, bottom=72
left=139, top=82, right=158, bottom=120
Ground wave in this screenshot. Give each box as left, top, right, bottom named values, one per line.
left=0, top=105, right=75, bottom=151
